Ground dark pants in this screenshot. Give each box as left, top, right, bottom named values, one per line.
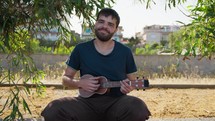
left=41, top=95, right=151, bottom=121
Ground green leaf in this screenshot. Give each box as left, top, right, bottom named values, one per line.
left=22, top=97, right=32, bottom=114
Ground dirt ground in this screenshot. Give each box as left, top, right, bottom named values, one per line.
left=0, top=78, right=215, bottom=119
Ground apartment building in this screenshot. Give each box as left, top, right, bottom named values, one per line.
left=137, top=25, right=180, bottom=45
left=35, top=28, right=80, bottom=41
left=35, top=28, right=59, bottom=41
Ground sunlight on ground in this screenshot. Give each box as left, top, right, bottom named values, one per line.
left=149, top=77, right=215, bottom=84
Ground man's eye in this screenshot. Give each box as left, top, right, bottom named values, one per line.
left=98, top=20, right=104, bottom=23
left=109, top=24, right=114, bottom=27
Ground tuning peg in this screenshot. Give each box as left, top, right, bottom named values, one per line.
left=144, top=79, right=149, bottom=87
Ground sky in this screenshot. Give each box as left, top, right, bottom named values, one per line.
left=70, top=0, right=197, bottom=38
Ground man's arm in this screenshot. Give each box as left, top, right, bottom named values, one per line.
left=62, top=66, right=100, bottom=92
left=62, top=66, right=80, bottom=89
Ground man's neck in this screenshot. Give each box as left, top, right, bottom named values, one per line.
left=94, top=39, right=115, bottom=55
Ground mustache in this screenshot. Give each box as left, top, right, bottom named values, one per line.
left=97, top=28, right=110, bottom=33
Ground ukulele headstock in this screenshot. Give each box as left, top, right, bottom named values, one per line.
left=131, top=77, right=150, bottom=90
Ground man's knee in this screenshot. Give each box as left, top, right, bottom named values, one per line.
left=121, top=96, right=151, bottom=120
left=41, top=99, right=63, bottom=121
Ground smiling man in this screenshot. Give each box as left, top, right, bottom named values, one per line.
left=41, top=8, right=151, bottom=121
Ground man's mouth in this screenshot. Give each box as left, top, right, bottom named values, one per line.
left=98, top=29, right=109, bottom=34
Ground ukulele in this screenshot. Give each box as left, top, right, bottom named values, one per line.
left=79, top=74, right=149, bottom=98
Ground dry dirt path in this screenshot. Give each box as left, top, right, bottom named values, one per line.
left=1, top=77, right=215, bottom=120
left=0, top=87, right=215, bottom=120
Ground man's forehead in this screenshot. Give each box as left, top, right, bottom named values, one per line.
left=98, top=15, right=117, bottom=22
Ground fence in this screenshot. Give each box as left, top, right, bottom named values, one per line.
left=0, top=54, right=214, bottom=76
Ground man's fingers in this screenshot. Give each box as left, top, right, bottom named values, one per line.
left=120, top=80, right=133, bottom=94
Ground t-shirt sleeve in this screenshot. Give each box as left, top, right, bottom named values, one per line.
left=65, top=45, right=80, bottom=70
left=126, top=49, right=137, bottom=74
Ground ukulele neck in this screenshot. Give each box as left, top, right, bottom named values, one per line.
left=100, top=80, right=147, bottom=89
left=101, top=81, right=123, bottom=88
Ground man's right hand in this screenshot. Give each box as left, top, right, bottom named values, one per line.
left=78, top=76, right=100, bottom=92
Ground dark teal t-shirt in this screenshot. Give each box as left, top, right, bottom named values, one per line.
left=66, top=39, right=137, bottom=97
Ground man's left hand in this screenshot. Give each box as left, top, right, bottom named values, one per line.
left=120, top=79, right=134, bottom=94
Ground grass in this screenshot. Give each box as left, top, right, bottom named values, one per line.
left=41, top=62, right=215, bottom=85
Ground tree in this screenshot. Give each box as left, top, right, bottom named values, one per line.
left=127, top=37, right=141, bottom=51
left=169, top=0, right=215, bottom=59
left=0, top=0, right=114, bottom=120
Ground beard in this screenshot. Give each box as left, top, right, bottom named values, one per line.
left=95, top=28, right=115, bottom=42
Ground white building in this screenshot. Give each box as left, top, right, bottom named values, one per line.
left=138, top=25, right=180, bottom=44
left=34, top=28, right=80, bottom=41
left=35, top=28, right=59, bottom=41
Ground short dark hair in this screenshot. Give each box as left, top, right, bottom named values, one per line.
left=96, top=8, right=120, bottom=28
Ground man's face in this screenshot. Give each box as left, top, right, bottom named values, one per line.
left=94, top=15, right=118, bottom=42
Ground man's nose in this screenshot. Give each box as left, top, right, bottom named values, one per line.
left=102, top=22, right=108, bottom=28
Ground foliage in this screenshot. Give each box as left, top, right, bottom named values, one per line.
left=0, top=30, right=46, bottom=120
left=126, top=36, right=142, bottom=52
left=38, top=39, right=56, bottom=48
left=160, top=40, right=168, bottom=47
left=168, top=28, right=186, bottom=54
left=0, top=0, right=114, bottom=120
left=53, top=44, right=75, bottom=55
left=128, top=37, right=141, bottom=47
left=43, top=62, right=67, bottom=80
left=135, top=43, right=162, bottom=55
left=169, top=0, right=215, bottom=59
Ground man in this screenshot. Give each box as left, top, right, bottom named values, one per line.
left=41, top=8, right=151, bottom=121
